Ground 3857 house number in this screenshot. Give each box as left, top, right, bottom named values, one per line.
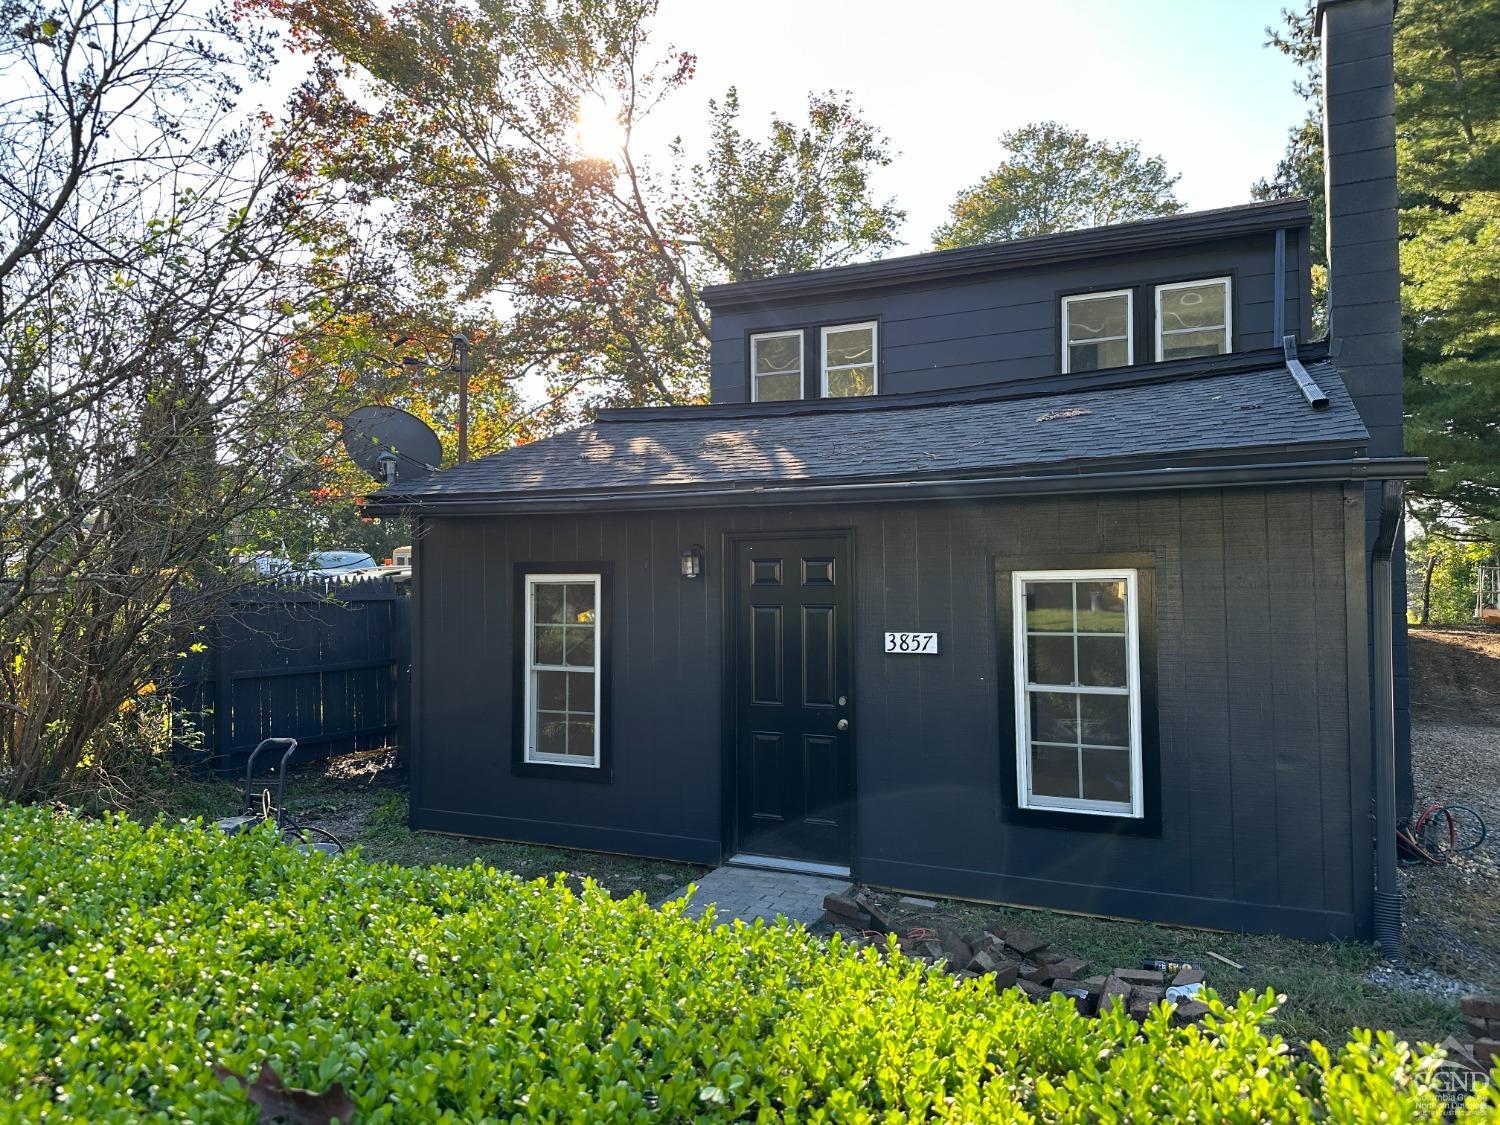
left=884, top=631, right=939, bottom=654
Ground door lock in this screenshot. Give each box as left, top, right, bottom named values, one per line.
left=836, top=718, right=850, bottom=731
left=838, top=695, right=848, bottom=707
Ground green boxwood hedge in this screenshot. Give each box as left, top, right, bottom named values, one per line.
left=0, top=804, right=1490, bottom=1121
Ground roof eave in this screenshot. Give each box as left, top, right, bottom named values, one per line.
left=363, top=453, right=1423, bottom=519
left=700, top=199, right=1313, bottom=312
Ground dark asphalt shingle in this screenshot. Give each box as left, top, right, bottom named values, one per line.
left=373, top=359, right=1367, bottom=504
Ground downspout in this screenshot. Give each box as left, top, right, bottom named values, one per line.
left=1273, top=227, right=1287, bottom=342
left=1372, top=478, right=1403, bottom=961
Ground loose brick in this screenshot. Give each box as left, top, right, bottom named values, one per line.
left=990, top=960, right=1020, bottom=990
left=1463, top=1016, right=1492, bottom=1040
left=1112, top=968, right=1165, bottom=986
left=1098, top=975, right=1133, bottom=1014
left=1133, top=985, right=1166, bottom=1006
left=1014, top=979, right=1049, bottom=1001
left=1050, top=979, right=1093, bottom=1015
left=967, top=948, right=999, bottom=974
left=920, top=940, right=947, bottom=963
left=1171, top=966, right=1207, bottom=988
left=823, top=894, right=865, bottom=924
left=972, top=931, right=1004, bottom=954
left=1128, top=996, right=1154, bottom=1023
left=1475, top=1039, right=1498, bottom=1069
left=1046, top=957, right=1090, bottom=982
left=938, top=931, right=973, bottom=967
left=1020, top=961, right=1051, bottom=983
left=856, top=894, right=894, bottom=933
left=1172, top=1000, right=1211, bottom=1025
left=1004, top=929, right=1048, bottom=957
left=1461, top=995, right=1500, bottom=1020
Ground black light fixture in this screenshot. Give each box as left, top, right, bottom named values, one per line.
left=681, top=544, right=704, bottom=579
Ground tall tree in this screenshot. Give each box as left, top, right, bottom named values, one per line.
left=1251, top=6, right=1327, bottom=271
left=673, top=88, right=903, bottom=281
left=1256, top=0, right=1500, bottom=530
left=1397, top=0, right=1500, bottom=530
left=0, top=0, right=380, bottom=800
left=245, top=0, right=903, bottom=411
left=931, top=122, right=1183, bottom=249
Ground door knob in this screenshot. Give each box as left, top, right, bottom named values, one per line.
left=836, top=718, right=849, bottom=731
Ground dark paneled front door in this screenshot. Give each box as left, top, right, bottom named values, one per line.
left=730, top=535, right=853, bottom=865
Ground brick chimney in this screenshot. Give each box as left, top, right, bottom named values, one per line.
left=1318, top=0, right=1411, bottom=811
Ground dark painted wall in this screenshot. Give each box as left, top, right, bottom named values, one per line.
left=411, top=482, right=1372, bottom=940
left=1322, top=0, right=1410, bottom=811
left=708, top=231, right=1312, bottom=403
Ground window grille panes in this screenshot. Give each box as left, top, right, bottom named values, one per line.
left=822, top=322, right=877, bottom=397
left=752, top=331, right=802, bottom=402
left=527, top=576, right=599, bottom=766
left=1013, top=571, right=1140, bottom=816
left=1062, top=291, right=1132, bottom=372
left=1157, top=278, right=1230, bottom=361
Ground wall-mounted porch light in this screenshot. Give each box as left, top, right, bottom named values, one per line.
left=681, top=544, right=704, bottom=579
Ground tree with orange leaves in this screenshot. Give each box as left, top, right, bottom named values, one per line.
left=241, top=0, right=904, bottom=413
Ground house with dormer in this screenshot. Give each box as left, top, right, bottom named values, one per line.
left=364, top=0, right=1418, bottom=944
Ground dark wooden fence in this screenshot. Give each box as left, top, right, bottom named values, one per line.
left=172, top=576, right=410, bottom=771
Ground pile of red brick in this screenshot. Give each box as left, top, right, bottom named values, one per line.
left=821, top=893, right=1213, bottom=1024
left=1463, top=996, right=1499, bottom=1070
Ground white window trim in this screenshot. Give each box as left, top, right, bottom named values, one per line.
left=523, top=572, right=602, bottom=768
left=820, top=321, right=879, bottom=397
left=1011, top=568, right=1143, bottom=818
left=1061, top=289, right=1134, bottom=374
left=1154, top=276, right=1232, bottom=362
left=750, top=330, right=804, bottom=403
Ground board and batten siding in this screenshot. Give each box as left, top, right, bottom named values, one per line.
left=709, top=231, right=1312, bottom=403
left=411, top=482, right=1371, bottom=940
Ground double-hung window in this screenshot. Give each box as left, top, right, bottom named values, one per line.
left=1155, top=277, right=1231, bottom=361
left=751, top=330, right=803, bottom=402
left=1061, top=290, right=1132, bottom=373
left=523, top=573, right=601, bottom=767
left=1012, top=569, right=1142, bottom=817
left=821, top=321, right=878, bottom=397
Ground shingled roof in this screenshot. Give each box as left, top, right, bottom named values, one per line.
left=363, top=352, right=1391, bottom=516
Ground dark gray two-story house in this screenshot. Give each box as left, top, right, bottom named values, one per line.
left=365, top=0, right=1419, bottom=944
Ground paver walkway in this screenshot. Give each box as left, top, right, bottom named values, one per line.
left=672, top=864, right=850, bottom=926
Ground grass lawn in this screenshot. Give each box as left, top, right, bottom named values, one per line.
left=141, top=751, right=708, bottom=903
left=130, top=630, right=1500, bottom=1053
left=136, top=745, right=1488, bottom=1049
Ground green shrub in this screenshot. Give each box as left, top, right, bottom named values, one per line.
left=0, top=805, right=1488, bottom=1122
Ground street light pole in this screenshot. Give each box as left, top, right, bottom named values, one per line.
left=450, top=333, right=471, bottom=464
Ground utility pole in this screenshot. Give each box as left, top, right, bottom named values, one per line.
left=451, top=333, right=471, bottom=464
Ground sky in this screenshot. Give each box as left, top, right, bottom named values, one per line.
left=633, top=0, right=1310, bottom=251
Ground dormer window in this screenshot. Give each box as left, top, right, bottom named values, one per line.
left=821, top=322, right=878, bottom=397
left=751, top=331, right=804, bottom=402
left=1155, top=277, right=1231, bottom=361
left=1061, top=290, right=1132, bottom=373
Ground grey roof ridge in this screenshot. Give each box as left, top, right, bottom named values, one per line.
left=700, top=199, right=1312, bottom=310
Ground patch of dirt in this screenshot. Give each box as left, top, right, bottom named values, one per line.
left=1409, top=626, right=1500, bottom=723
left=1401, top=719, right=1500, bottom=990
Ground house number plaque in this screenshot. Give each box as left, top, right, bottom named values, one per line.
left=884, top=631, right=939, bottom=654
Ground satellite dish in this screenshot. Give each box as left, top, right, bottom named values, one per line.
left=342, top=405, right=443, bottom=486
